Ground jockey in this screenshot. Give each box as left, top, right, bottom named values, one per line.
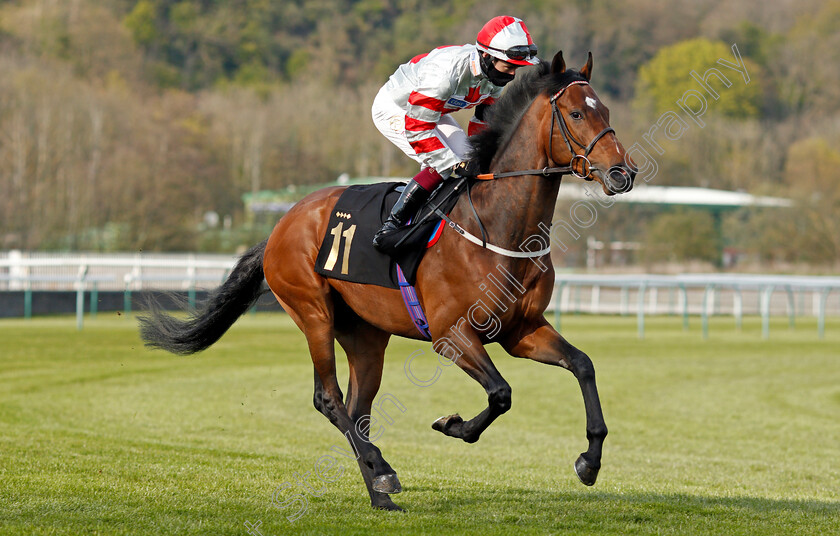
left=371, top=15, right=539, bottom=251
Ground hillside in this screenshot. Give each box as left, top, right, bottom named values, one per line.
left=0, top=0, right=838, bottom=267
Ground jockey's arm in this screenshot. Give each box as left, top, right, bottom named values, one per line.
left=404, top=68, right=462, bottom=174
left=468, top=102, right=493, bottom=137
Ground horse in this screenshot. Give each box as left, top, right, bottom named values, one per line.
left=140, top=51, right=637, bottom=512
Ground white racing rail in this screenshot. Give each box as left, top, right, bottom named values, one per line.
left=1, top=252, right=838, bottom=338
left=0, top=251, right=236, bottom=330
left=553, top=273, right=840, bottom=339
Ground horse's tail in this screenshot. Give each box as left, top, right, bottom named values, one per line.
left=139, top=239, right=269, bottom=355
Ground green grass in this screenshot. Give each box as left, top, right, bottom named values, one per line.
left=1, top=313, right=839, bottom=535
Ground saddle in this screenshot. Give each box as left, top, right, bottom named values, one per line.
left=314, top=178, right=466, bottom=289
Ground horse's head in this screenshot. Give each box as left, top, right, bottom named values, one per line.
left=545, top=51, right=636, bottom=195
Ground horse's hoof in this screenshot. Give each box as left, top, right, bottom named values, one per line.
left=372, top=473, right=402, bottom=494
left=574, top=454, right=600, bottom=486
left=432, top=413, right=463, bottom=434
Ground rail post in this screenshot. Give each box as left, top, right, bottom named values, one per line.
left=818, top=289, right=829, bottom=340
left=90, top=282, right=99, bottom=318
left=24, top=283, right=32, bottom=320
left=75, top=265, right=89, bottom=331
left=123, top=273, right=133, bottom=316
left=761, top=285, right=775, bottom=340
left=702, top=284, right=714, bottom=340
left=785, top=285, right=795, bottom=330
left=637, top=283, right=647, bottom=339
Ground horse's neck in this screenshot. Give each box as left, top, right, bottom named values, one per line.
left=461, top=99, right=560, bottom=253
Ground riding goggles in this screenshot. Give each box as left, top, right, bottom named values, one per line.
left=479, top=43, right=538, bottom=61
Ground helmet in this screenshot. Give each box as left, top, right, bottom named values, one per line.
left=476, top=16, right=539, bottom=66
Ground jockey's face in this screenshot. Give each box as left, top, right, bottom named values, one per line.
left=493, top=59, right=521, bottom=75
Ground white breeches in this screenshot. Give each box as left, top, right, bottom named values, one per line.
left=371, top=86, right=471, bottom=173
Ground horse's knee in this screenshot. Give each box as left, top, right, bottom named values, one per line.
left=569, top=350, right=596, bottom=382
left=488, top=384, right=512, bottom=414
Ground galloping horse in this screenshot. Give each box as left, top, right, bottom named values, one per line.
left=140, top=51, right=636, bottom=512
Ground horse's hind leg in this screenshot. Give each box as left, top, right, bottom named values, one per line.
left=262, top=188, right=397, bottom=507
left=333, top=321, right=403, bottom=511
left=303, top=312, right=399, bottom=506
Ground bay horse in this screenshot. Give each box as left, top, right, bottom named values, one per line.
left=140, top=51, right=636, bottom=512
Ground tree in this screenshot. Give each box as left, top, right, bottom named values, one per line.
left=722, top=136, right=840, bottom=267
left=634, top=38, right=763, bottom=119
left=643, top=209, right=720, bottom=265
left=783, top=137, right=840, bottom=263
left=775, top=1, right=840, bottom=117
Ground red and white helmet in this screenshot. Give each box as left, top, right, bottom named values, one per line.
left=476, top=16, right=539, bottom=66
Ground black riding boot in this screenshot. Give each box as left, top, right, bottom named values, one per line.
left=372, top=179, right=431, bottom=252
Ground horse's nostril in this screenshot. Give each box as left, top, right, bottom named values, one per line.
left=607, top=167, right=633, bottom=193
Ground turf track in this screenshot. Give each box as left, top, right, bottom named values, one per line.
left=1, top=313, right=838, bottom=535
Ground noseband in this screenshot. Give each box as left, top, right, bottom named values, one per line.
left=548, top=80, right=615, bottom=180
left=475, top=79, right=615, bottom=181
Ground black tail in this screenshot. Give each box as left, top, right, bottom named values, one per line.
left=139, top=239, right=269, bottom=355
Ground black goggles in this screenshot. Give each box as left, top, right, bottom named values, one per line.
left=479, top=42, right=538, bottom=61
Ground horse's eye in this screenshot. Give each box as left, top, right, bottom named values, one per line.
left=570, top=111, right=583, bottom=120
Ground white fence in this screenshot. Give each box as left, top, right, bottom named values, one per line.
left=552, top=273, right=840, bottom=339
left=1, top=251, right=839, bottom=338
left=0, top=250, right=236, bottom=292
left=0, top=251, right=237, bottom=329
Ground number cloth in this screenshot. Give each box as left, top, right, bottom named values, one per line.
left=314, top=182, right=462, bottom=288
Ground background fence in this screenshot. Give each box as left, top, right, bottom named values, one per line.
left=0, top=250, right=235, bottom=292
left=0, top=251, right=239, bottom=329
left=551, top=273, right=840, bottom=340
left=1, top=251, right=839, bottom=338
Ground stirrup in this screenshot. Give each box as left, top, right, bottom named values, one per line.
left=372, top=211, right=409, bottom=251
left=372, top=180, right=429, bottom=252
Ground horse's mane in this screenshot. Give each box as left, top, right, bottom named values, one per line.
left=469, top=60, right=589, bottom=171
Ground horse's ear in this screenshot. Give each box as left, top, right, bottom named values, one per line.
left=551, top=51, right=566, bottom=74
left=580, top=51, right=593, bottom=81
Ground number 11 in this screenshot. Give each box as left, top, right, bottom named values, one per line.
left=323, top=222, right=356, bottom=274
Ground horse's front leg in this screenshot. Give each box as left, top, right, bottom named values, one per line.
left=429, top=330, right=511, bottom=444
left=502, top=318, right=608, bottom=486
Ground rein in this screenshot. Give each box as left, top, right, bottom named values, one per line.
left=442, top=78, right=615, bottom=259
left=475, top=80, right=614, bottom=182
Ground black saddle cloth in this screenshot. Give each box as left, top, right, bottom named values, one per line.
left=314, top=179, right=465, bottom=289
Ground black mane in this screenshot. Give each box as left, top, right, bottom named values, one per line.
left=469, top=61, right=588, bottom=171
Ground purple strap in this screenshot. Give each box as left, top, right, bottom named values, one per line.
left=396, top=264, right=431, bottom=340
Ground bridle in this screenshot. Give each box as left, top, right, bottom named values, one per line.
left=427, top=78, right=619, bottom=259
left=475, top=79, right=615, bottom=181
left=548, top=80, right=616, bottom=180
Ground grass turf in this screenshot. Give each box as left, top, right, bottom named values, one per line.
left=1, top=313, right=838, bottom=535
